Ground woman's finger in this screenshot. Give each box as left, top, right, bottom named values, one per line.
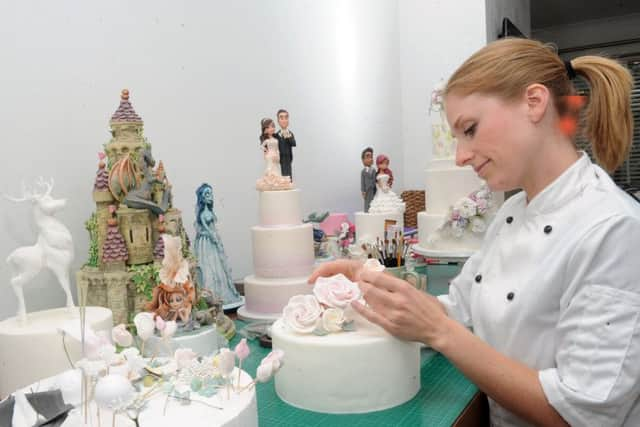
left=351, top=300, right=397, bottom=334
left=361, top=269, right=410, bottom=293
left=308, top=259, right=360, bottom=283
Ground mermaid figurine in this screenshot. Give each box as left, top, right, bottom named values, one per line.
left=193, top=183, right=243, bottom=308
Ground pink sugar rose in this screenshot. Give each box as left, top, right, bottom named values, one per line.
left=313, top=274, right=361, bottom=309
left=282, top=295, right=323, bottom=334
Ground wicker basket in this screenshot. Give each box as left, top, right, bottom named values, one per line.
left=401, top=190, right=425, bottom=228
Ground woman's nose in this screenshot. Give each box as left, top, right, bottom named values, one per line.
left=455, top=141, right=473, bottom=167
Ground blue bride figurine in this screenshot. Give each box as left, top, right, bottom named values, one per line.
left=194, top=183, right=243, bottom=308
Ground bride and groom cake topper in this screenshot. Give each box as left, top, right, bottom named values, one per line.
left=360, top=148, right=400, bottom=213
left=256, top=109, right=297, bottom=191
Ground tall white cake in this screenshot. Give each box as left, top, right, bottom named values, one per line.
left=271, top=269, right=421, bottom=414
left=238, top=189, right=315, bottom=320
left=414, top=82, right=503, bottom=257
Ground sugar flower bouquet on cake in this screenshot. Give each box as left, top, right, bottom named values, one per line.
left=282, top=259, right=385, bottom=335
left=432, top=184, right=494, bottom=241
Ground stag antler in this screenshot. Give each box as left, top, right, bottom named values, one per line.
left=1, top=181, right=35, bottom=203
left=35, top=176, right=54, bottom=198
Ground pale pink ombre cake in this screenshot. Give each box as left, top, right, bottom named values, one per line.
left=238, top=189, right=315, bottom=321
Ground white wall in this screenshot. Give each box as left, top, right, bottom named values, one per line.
left=398, top=0, right=488, bottom=189
left=0, top=0, right=402, bottom=320
left=485, top=0, right=531, bottom=42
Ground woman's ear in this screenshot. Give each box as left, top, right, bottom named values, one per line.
left=524, top=83, right=550, bottom=124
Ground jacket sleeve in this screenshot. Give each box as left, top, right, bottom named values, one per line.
left=361, top=170, right=366, bottom=192
left=538, top=215, right=640, bottom=426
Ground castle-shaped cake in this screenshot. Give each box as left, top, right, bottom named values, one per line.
left=414, top=82, right=503, bottom=256
left=76, top=89, right=192, bottom=325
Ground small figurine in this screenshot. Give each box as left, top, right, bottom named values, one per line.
left=368, top=155, right=405, bottom=215
left=275, top=109, right=297, bottom=179
left=360, top=147, right=377, bottom=212
left=2, top=178, right=75, bottom=324
left=337, top=222, right=355, bottom=257
left=256, top=118, right=293, bottom=191
left=193, top=183, right=243, bottom=308
left=146, top=234, right=196, bottom=325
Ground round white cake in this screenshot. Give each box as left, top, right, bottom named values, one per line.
left=271, top=311, right=421, bottom=414
left=355, top=211, right=404, bottom=243
left=258, top=189, right=302, bottom=226
left=25, top=368, right=257, bottom=427
left=0, top=306, right=113, bottom=397
left=242, top=275, right=313, bottom=320
left=251, top=223, right=315, bottom=278
left=415, top=159, right=504, bottom=256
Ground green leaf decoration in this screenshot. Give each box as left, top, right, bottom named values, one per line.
left=199, top=386, right=217, bottom=398
left=129, top=263, right=160, bottom=301
left=312, top=326, right=329, bottom=336
left=341, top=320, right=356, bottom=332
left=85, top=213, right=99, bottom=267
left=190, top=378, right=203, bottom=392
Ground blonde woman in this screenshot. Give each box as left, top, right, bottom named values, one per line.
left=311, top=38, right=639, bottom=426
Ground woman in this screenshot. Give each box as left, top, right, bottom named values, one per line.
left=193, top=183, right=242, bottom=307
left=260, top=118, right=282, bottom=176
left=310, top=38, right=640, bottom=426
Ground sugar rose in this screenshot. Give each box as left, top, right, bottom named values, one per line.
left=283, top=295, right=323, bottom=333
left=313, top=274, right=361, bottom=309
left=322, top=308, right=345, bottom=332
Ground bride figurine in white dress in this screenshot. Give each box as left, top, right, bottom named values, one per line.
left=256, top=118, right=293, bottom=191
left=368, top=154, right=405, bottom=214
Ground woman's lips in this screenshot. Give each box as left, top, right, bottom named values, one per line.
left=474, top=159, right=490, bottom=175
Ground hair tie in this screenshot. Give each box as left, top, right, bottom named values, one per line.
left=564, top=60, right=576, bottom=80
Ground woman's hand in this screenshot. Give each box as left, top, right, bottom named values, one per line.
left=352, top=269, right=452, bottom=348
left=308, top=259, right=365, bottom=284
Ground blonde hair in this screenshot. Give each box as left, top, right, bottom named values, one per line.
left=445, top=38, right=633, bottom=172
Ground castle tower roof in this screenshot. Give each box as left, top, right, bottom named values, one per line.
left=110, top=89, right=142, bottom=123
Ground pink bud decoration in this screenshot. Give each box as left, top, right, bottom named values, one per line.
left=234, top=338, right=250, bottom=361
left=108, top=204, right=117, bottom=214
left=98, top=152, right=106, bottom=161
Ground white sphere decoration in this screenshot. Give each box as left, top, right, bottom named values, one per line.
left=94, top=374, right=135, bottom=411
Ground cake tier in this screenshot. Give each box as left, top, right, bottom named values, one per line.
left=417, top=211, right=484, bottom=254
left=354, top=211, right=404, bottom=243
left=0, top=306, right=113, bottom=397
left=143, top=324, right=228, bottom=357
left=240, top=275, right=313, bottom=319
left=23, top=368, right=258, bottom=427
left=259, top=189, right=303, bottom=226
left=425, top=159, right=482, bottom=215
left=271, top=312, right=421, bottom=414
left=251, top=223, right=314, bottom=278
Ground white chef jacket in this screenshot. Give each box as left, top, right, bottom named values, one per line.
left=438, top=153, right=640, bottom=427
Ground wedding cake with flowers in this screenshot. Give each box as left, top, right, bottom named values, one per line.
left=271, top=260, right=420, bottom=414
left=414, top=82, right=503, bottom=257
left=238, top=134, right=315, bottom=321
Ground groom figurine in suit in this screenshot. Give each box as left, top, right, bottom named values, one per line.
left=361, top=147, right=376, bottom=212
left=276, top=109, right=296, bottom=179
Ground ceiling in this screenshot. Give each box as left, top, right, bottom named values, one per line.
left=531, top=0, right=640, bottom=29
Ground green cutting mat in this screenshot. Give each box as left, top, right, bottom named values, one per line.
left=230, top=321, right=477, bottom=427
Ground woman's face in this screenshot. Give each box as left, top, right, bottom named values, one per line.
left=169, top=293, right=184, bottom=309
left=445, top=92, right=540, bottom=192
left=378, top=160, right=389, bottom=170
left=203, top=187, right=213, bottom=204
left=266, top=122, right=275, bottom=137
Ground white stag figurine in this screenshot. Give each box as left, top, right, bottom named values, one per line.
left=3, top=178, right=75, bottom=324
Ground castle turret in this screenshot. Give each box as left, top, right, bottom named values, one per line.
left=104, top=89, right=145, bottom=166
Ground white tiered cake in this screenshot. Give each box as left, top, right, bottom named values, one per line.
left=238, top=189, right=315, bottom=320
left=355, top=173, right=405, bottom=243
left=271, top=266, right=420, bottom=414
left=414, top=83, right=503, bottom=257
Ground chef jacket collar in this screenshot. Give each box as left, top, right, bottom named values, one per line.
left=524, top=152, right=596, bottom=217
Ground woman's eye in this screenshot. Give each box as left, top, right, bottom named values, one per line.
left=464, top=123, right=477, bottom=137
